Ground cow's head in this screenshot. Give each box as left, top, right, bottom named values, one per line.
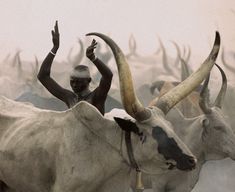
left=113, top=108, right=196, bottom=172
left=86, top=32, right=220, bottom=172
left=199, top=64, right=235, bottom=161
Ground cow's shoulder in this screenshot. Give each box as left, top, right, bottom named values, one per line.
left=67, top=101, right=117, bottom=131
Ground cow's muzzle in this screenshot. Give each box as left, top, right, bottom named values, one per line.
left=176, top=155, right=197, bottom=171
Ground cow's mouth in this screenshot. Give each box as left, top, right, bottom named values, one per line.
left=176, top=156, right=197, bottom=171
left=166, top=161, right=176, bottom=170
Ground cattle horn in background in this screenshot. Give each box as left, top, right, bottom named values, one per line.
left=155, top=31, right=220, bottom=114
left=86, top=32, right=220, bottom=119
left=200, top=63, right=227, bottom=113
left=199, top=73, right=212, bottom=114
left=213, top=64, right=227, bottom=108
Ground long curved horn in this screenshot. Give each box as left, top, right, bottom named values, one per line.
left=16, top=51, right=23, bottom=79
left=86, top=33, right=150, bottom=120
left=34, top=56, right=39, bottom=74
left=73, top=38, right=84, bottom=67
left=171, top=41, right=181, bottom=68
left=183, top=45, right=191, bottom=64
left=30, top=56, right=39, bottom=80
left=158, top=37, right=176, bottom=77
left=154, top=36, right=161, bottom=55
left=67, top=38, right=84, bottom=67
left=155, top=32, right=220, bottom=114
left=214, top=63, right=227, bottom=108
left=180, top=58, right=190, bottom=81
left=129, top=34, right=137, bottom=56
left=199, top=74, right=212, bottom=114
left=186, top=46, right=191, bottom=64
left=11, top=50, right=21, bottom=67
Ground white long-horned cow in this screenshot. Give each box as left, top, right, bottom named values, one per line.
left=134, top=64, right=235, bottom=192
left=0, top=32, right=220, bottom=192
left=87, top=31, right=219, bottom=188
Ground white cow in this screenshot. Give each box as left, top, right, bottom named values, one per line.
left=0, top=31, right=220, bottom=192
left=0, top=97, right=195, bottom=192
left=134, top=64, right=235, bottom=192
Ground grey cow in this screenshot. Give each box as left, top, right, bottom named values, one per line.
left=135, top=64, right=235, bottom=192
left=0, top=32, right=220, bottom=192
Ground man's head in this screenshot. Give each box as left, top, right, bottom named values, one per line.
left=70, top=65, right=91, bottom=93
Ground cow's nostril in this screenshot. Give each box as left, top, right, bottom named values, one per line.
left=188, top=157, right=196, bottom=166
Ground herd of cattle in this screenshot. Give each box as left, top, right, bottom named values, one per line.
left=0, top=31, right=235, bottom=192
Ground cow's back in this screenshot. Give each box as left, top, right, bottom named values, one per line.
left=0, top=98, right=127, bottom=192
left=0, top=96, right=67, bottom=191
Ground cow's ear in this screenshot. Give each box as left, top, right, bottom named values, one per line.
left=114, top=117, right=140, bottom=135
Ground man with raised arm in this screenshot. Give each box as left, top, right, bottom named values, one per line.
left=37, top=21, right=113, bottom=115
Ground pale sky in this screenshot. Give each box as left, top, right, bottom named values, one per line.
left=0, top=0, right=234, bottom=63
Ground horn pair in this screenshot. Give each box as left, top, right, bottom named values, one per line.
left=86, top=32, right=221, bottom=121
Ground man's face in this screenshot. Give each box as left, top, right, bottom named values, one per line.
left=70, top=77, right=91, bottom=93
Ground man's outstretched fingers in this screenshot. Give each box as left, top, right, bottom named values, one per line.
left=54, top=20, right=59, bottom=34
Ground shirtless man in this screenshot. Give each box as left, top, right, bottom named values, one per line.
left=37, top=21, right=113, bottom=115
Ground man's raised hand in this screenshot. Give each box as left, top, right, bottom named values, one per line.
left=86, top=39, right=98, bottom=61
left=51, top=21, right=60, bottom=50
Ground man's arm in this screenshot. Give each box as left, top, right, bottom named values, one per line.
left=37, top=21, right=71, bottom=104
left=86, top=39, right=113, bottom=99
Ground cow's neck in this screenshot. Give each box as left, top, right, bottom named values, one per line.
left=91, top=119, right=139, bottom=169
left=167, top=109, right=205, bottom=163
left=79, top=115, right=135, bottom=168
left=71, top=102, right=138, bottom=170
left=88, top=120, right=141, bottom=172
left=180, top=116, right=209, bottom=165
